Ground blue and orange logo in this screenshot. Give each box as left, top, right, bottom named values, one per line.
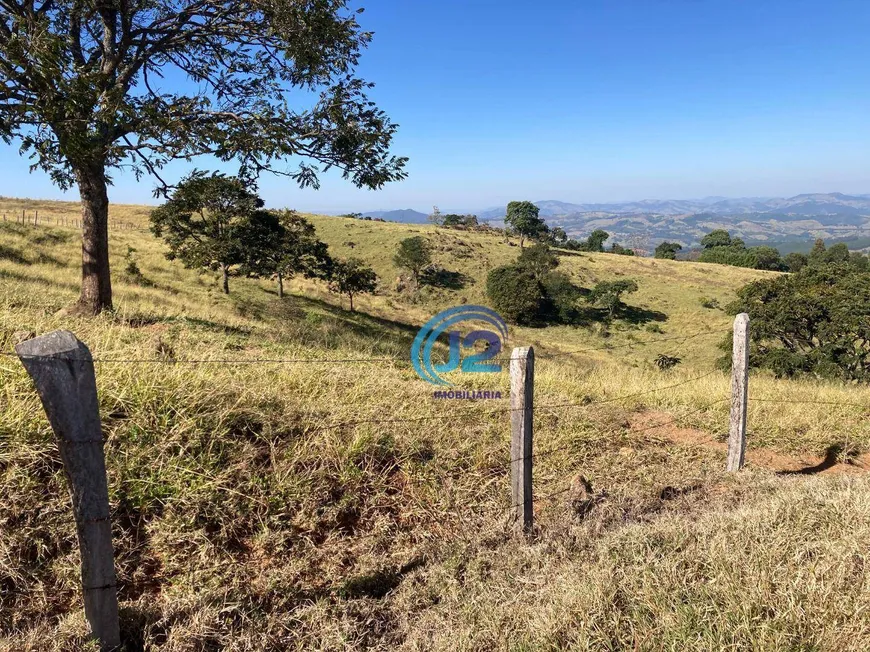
left=411, top=306, right=508, bottom=386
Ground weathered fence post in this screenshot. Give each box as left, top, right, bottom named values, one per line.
left=510, top=346, right=534, bottom=534
left=727, top=313, right=750, bottom=471
left=15, top=331, right=121, bottom=651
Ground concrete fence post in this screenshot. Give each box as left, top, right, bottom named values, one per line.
left=510, top=346, right=534, bottom=534
left=727, top=313, right=750, bottom=471
left=15, top=331, right=121, bottom=651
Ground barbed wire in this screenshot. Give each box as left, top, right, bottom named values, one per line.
left=2, top=327, right=730, bottom=366
left=300, top=370, right=725, bottom=435
left=300, top=398, right=728, bottom=552
left=748, top=397, right=870, bottom=408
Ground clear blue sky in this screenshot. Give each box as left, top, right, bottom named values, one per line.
left=2, top=0, right=869, bottom=212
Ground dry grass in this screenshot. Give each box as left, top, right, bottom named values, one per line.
left=2, top=207, right=870, bottom=650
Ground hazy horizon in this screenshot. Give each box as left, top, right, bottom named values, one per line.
left=3, top=0, right=870, bottom=212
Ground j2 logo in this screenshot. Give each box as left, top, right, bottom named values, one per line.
left=411, top=305, right=508, bottom=386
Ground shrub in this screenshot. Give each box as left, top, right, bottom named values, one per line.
left=486, top=264, right=543, bottom=324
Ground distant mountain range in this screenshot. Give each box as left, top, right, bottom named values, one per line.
left=328, top=193, right=870, bottom=249
left=360, top=208, right=430, bottom=223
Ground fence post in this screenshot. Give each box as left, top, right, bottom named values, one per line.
left=510, top=346, right=534, bottom=534
left=727, top=313, right=750, bottom=471
left=15, top=331, right=121, bottom=651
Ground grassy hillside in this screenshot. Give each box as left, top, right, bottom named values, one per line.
left=3, top=199, right=870, bottom=650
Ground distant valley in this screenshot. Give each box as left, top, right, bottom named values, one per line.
left=348, top=193, right=870, bottom=250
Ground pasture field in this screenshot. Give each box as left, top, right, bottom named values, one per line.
left=2, top=199, right=870, bottom=650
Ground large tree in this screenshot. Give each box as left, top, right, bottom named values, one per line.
left=505, top=200, right=547, bottom=248
left=0, top=1, right=407, bottom=314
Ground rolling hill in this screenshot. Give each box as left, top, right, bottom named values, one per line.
left=3, top=196, right=870, bottom=649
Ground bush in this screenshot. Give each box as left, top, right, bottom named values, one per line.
left=486, top=265, right=543, bottom=324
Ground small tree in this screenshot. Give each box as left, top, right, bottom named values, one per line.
left=243, top=210, right=332, bottom=298
left=428, top=206, right=444, bottom=226
left=583, top=229, right=610, bottom=253
left=150, top=173, right=264, bottom=294
left=728, top=264, right=870, bottom=380
left=505, top=201, right=548, bottom=248
left=517, top=243, right=559, bottom=280
left=393, top=236, right=432, bottom=286
left=655, top=242, right=683, bottom=260
left=587, top=279, right=639, bottom=319
left=549, top=227, right=569, bottom=246
left=329, top=258, right=378, bottom=311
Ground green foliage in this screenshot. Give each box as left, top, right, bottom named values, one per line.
left=541, top=271, right=582, bottom=322
left=728, top=264, right=870, bottom=380
left=584, top=229, right=610, bottom=252
left=393, top=236, right=432, bottom=284
left=150, top=172, right=267, bottom=294
left=517, top=243, right=559, bottom=280
left=655, top=241, right=683, bottom=260
left=609, top=242, right=635, bottom=256
left=0, top=0, right=407, bottom=313
left=0, top=1, right=407, bottom=192
left=505, top=201, right=548, bottom=247
left=699, top=297, right=720, bottom=310
left=701, top=230, right=733, bottom=249
left=485, top=264, right=543, bottom=324
left=587, top=279, right=639, bottom=319
left=328, top=257, right=378, bottom=311
left=784, top=252, right=808, bottom=272
left=441, top=214, right=479, bottom=228
left=548, top=227, right=569, bottom=246
left=787, top=239, right=870, bottom=273
left=564, top=229, right=612, bottom=253
left=697, top=230, right=785, bottom=271
left=242, top=210, right=332, bottom=297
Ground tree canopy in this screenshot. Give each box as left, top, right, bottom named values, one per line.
left=728, top=265, right=870, bottom=380
left=242, top=209, right=333, bottom=299
left=655, top=242, right=682, bottom=260
left=150, top=172, right=267, bottom=294
left=328, top=257, right=377, bottom=311
left=0, top=0, right=406, bottom=313
left=505, top=201, right=548, bottom=248
left=393, top=236, right=431, bottom=285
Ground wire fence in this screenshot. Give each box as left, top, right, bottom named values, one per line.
left=9, top=318, right=870, bottom=615
left=1, top=211, right=144, bottom=232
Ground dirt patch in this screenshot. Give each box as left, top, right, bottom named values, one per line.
left=630, top=411, right=870, bottom=476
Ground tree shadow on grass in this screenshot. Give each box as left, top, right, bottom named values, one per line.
left=263, top=292, right=424, bottom=357
left=420, top=267, right=473, bottom=290
left=0, top=245, right=30, bottom=265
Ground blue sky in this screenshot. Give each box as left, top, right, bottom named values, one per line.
left=2, top=0, right=869, bottom=212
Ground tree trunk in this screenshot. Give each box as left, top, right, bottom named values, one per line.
left=74, top=165, right=113, bottom=315
left=519, top=235, right=525, bottom=249
left=277, top=273, right=284, bottom=299
left=349, top=294, right=354, bottom=312
left=220, top=264, right=230, bottom=294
